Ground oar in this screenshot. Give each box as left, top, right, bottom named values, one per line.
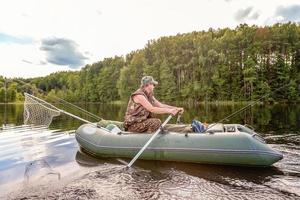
left=126, top=114, right=173, bottom=168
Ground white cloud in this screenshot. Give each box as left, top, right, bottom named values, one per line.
left=275, top=5, right=300, bottom=22
left=40, top=37, right=88, bottom=69
left=0, top=0, right=299, bottom=78
left=234, top=7, right=254, bottom=21
left=0, top=42, right=74, bottom=78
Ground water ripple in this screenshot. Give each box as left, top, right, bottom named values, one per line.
left=10, top=163, right=299, bottom=200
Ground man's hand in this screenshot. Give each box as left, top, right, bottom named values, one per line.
left=169, top=108, right=179, bottom=116
left=176, top=107, right=184, bottom=114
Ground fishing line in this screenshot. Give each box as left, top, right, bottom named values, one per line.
left=209, top=79, right=299, bottom=129
left=13, top=79, right=102, bottom=122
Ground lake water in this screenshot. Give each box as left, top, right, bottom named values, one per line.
left=0, top=103, right=299, bottom=199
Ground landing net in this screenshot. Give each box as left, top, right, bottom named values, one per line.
left=23, top=93, right=61, bottom=127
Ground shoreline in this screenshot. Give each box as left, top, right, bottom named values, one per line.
left=0, top=100, right=299, bottom=105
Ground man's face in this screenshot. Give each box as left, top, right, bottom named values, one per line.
left=146, top=83, right=155, bottom=92
left=150, top=83, right=155, bottom=91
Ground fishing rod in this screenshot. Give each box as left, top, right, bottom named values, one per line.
left=206, top=80, right=299, bottom=131
left=11, top=76, right=300, bottom=132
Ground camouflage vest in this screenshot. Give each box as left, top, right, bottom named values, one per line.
left=123, top=88, right=155, bottom=129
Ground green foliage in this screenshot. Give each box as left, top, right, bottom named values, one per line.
left=255, top=81, right=272, bottom=102
left=3, top=22, right=300, bottom=103
left=117, top=52, right=145, bottom=100
left=159, top=61, right=177, bottom=101
left=0, top=80, right=23, bottom=102
left=0, top=87, right=5, bottom=102
left=287, top=80, right=298, bottom=100
left=97, top=57, right=123, bottom=102
left=242, top=57, right=257, bottom=100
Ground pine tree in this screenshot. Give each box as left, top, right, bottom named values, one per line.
left=159, top=61, right=177, bottom=101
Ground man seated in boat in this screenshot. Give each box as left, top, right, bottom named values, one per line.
left=123, top=76, right=193, bottom=133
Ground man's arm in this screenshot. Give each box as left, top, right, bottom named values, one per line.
left=152, top=97, right=184, bottom=113
left=133, top=95, right=178, bottom=115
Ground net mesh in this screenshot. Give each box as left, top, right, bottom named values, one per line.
left=24, top=93, right=61, bottom=127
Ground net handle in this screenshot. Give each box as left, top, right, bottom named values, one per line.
left=24, top=93, right=95, bottom=126
left=15, top=78, right=101, bottom=121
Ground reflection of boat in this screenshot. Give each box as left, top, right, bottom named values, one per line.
left=75, top=123, right=283, bottom=167
left=75, top=149, right=115, bottom=167
left=134, top=159, right=284, bottom=185
left=75, top=149, right=284, bottom=184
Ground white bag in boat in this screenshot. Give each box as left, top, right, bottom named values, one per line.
left=106, top=124, right=122, bottom=134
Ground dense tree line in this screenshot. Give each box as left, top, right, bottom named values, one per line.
left=0, top=76, right=24, bottom=102
left=1, top=23, right=299, bottom=103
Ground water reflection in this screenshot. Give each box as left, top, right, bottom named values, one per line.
left=0, top=103, right=299, bottom=134
left=75, top=150, right=284, bottom=185
left=0, top=125, right=78, bottom=198
left=72, top=147, right=300, bottom=199
left=52, top=153, right=299, bottom=200
left=24, top=159, right=61, bottom=183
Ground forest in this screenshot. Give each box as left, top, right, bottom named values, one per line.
left=0, top=23, right=299, bottom=103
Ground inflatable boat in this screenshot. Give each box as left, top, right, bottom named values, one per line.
left=75, top=123, right=283, bottom=167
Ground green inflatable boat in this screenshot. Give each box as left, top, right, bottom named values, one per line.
left=75, top=123, right=283, bottom=167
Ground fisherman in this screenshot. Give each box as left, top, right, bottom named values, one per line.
left=124, top=76, right=193, bottom=133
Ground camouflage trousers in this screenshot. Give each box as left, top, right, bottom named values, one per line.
left=126, top=118, right=193, bottom=133
left=127, top=118, right=161, bottom=133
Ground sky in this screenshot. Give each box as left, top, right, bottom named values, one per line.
left=0, top=0, right=300, bottom=78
